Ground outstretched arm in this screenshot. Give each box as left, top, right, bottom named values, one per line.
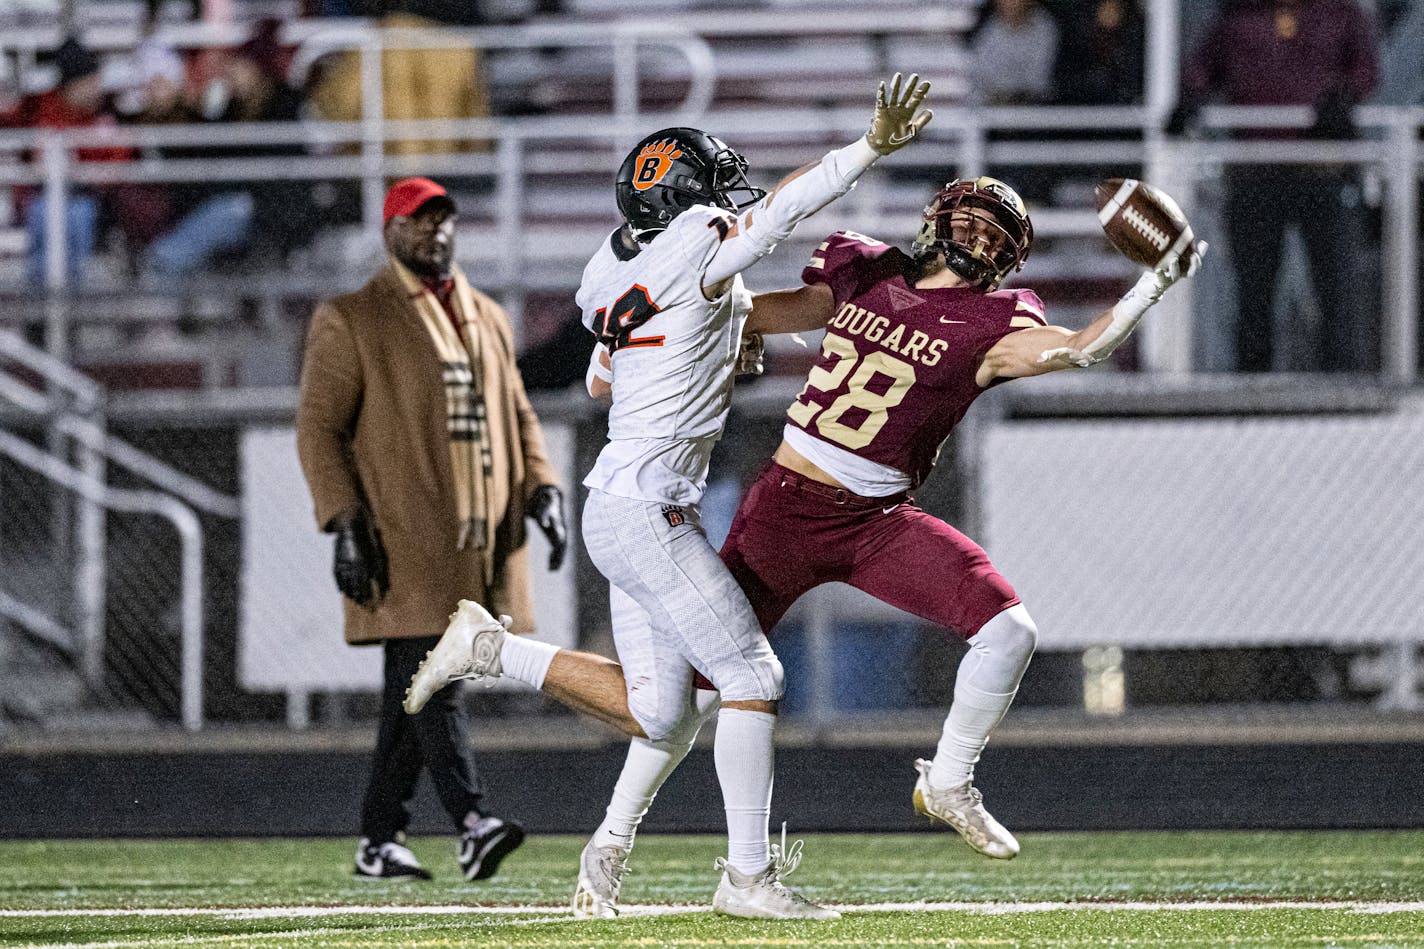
left=590, top=284, right=835, bottom=394
left=745, top=283, right=836, bottom=335
left=701, top=73, right=931, bottom=297
left=977, top=242, right=1207, bottom=385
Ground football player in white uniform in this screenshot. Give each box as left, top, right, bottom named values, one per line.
left=405, top=73, right=931, bottom=919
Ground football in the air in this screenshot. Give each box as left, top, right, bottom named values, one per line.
left=1094, top=178, right=1195, bottom=270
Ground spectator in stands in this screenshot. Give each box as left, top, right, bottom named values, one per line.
left=1168, top=0, right=1380, bottom=372
left=2, top=37, right=133, bottom=287
left=1053, top=0, right=1145, bottom=106
left=125, top=40, right=191, bottom=124
left=970, top=0, right=1060, bottom=106
left=143, top=20, right=315, bottom=277
left=968, top=0, right=1060, bottom=204
left=308, top=11, right=490, bottom=156
left=296, top=177, right=566, bottom=882
left=111, top=39, right=196, bottom=261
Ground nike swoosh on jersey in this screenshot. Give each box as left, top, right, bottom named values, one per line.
left=939, top=318, right=967, bottom=324
left=882, top=504, right=902, bottom=515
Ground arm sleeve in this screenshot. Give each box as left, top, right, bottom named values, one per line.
left=294, top=302, right=366, bottom=530
left=702, top=136, right=881, bottom=287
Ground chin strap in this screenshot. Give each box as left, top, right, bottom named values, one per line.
left=1039, top=240, right=1207, bottom=369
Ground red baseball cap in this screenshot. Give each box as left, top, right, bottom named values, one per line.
left=383, top=177, right=456, bottom=224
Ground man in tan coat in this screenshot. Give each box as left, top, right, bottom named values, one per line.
left=297, top=177, right=566, bottom=882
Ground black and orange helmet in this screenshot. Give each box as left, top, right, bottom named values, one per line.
left=615, top=127, right=765, bottom=241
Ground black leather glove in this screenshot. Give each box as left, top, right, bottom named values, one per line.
left=330, top=509, right=389, bottom=606
left=526, top=484, right=568, bottom=571
left=1163, top=101, right=1199, bottom=138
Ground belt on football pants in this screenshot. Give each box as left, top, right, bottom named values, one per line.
left=770, top=463, right=910, bottom=510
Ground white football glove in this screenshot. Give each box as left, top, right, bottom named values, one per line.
left=1154, top=238, right=1209, bottom=291
left=736, top=332, right=765, bottom=377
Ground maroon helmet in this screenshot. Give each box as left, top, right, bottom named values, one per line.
left=912, top=177, right=1034, bottom=291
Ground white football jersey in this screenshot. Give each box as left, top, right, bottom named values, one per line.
left=578, top=204, right=753, bottom=506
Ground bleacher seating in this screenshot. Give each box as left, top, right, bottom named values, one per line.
left=0, top=0, right=1153, bottom=392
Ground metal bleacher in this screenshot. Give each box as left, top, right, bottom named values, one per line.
left=1, top=0, right=1032, bottom=392
left=7, top=1, right=1420, bottom=390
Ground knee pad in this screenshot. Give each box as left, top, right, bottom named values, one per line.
left=693, top=686, right=722, bottom=720
left=969, top=604, right=1039, bottom=680
left=661, top=688, right=722, bottom=745
left=627, top=685, right=702, bottom=744
left=756, top=652, right=786, bottom=702
left=711, top=651, right=785, bottom=704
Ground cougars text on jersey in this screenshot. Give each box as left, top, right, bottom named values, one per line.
left=786, top=231, right=1046, bottom=487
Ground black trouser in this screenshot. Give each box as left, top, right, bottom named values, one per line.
left=1224, top=165, right=1379, bottom=372
left=359, top=636, right=483, bottom=843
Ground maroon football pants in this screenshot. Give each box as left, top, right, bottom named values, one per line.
left=697, top=462, right=1019, bottom=692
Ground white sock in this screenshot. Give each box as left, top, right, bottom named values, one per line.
left=929, top=605, right=1037, bottom=789
left=930, top=675, right=1016, bottom=788
left=714, top=707, right=775, bottom=875
left=593, top=689, right=719, bottom=851
left=593, top=737, right=691, bottom=851
left=498, top=631, right=559, bottom=689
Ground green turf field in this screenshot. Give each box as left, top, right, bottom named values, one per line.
left=2, top=831, right=1422, bottom=948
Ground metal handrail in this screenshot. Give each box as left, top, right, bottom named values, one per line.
left=0, top=426, right=205, bottom=730
left=0, top=330, right=99, bottom=411
left=0, top=586, right=73, bottom=653
left=3, top=102, right=1422, bottom=152
left=1, top=104, right=1421, bottom=379
left=0, top=106, right=1418, bottom=185
left=0, top=341, right=241, bottom=519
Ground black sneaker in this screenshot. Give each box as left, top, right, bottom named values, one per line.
left=354, top=837, right=433, bottom=881
left=459, top=816, right=526, bottom=880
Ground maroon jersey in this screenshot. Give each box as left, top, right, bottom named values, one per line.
left=787, top=231, right=1046, bottom=487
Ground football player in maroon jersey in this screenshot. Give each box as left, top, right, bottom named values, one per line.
left=578, top=176, right=1204, bottom=916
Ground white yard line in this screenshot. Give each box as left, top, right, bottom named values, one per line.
left=3, top=899, right=1424, bottom=922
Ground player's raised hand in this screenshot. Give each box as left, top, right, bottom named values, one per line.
left=1166, top=240, right=1209, bottom=282
left=1148, top=239, right=1209, bottom=298
left=866, top=72, right=932, bottom=155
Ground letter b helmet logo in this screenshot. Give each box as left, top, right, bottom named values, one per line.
left=632, top=140, right=682, bottom=192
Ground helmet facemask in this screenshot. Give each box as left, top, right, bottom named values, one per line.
left=707, top=139, right=765, bottom=214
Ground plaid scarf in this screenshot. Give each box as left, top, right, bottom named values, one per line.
left=393, top=259, right=495, bottom=567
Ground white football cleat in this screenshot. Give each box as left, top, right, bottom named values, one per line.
left=712, top=832, right=840, bottom=921
left=572, top=839, right=630, bottom=920
left=403, top=599, right=510, bottom=714
left=912, top=758, right=1020, bottom=859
